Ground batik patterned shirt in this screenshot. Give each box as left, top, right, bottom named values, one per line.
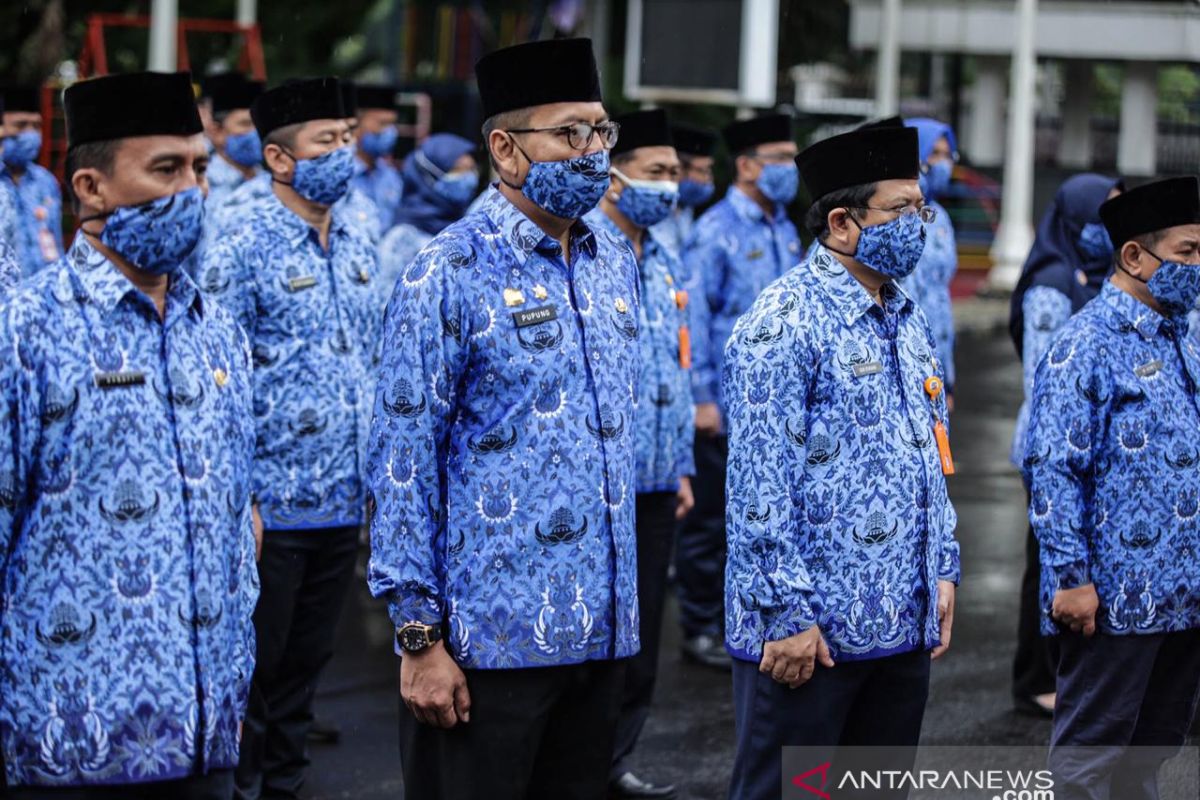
left=898, top=200, right=956, bottom=390
left=367, top=189, right=642, bottom=669
left=724, top=244, right=960, bottom=663
left=376, top=223, right=433, bottom=314
left=0, top=236, right=258, bottom=787
left=204, top=154, right=257, bottom=220
left=586, top=208, right=694, bottom=493
left=0, top=237, right=19, bottom=296
left=1, top=164, right=61, bottom=276
left=352, top=157, right=403, bottom=233
left=1025, top=281, right=1200, bottom=636
left=1011, top=285, right=1073, bottom=467
left=688, top=186, right=801, bottom=409
left=200, top=191, right=379, bottom=531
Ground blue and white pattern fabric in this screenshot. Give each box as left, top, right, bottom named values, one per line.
left=0, top=235, right=258, bottom=787
left=687, top=186, right=801, bottom=408
left=651, top=205, right=695, bottom=262
left=0, top=237, right=19, bottom=295
left=723, top=243, right=960, bottom=663
left=518, top=148, right=611, bottom=220
left=1, top=163, right=62, bottom=276
left=200, top=191, right=379, bottom=531
left=338, top=185, right=384, bottom=244
left=1011, top=286, right=1073, bottom=466
left=898, top=200, right=957, bottom=390
left=91, top=187, right=205, bottom=277
left=204, top=154, right=257, bottom=218
left=586, top=208, right=695, bottom=493
left=376, top=223, right=433, bottom=311
left=206, top=172, right=271, bottom=240
left=352, top=156, right=403, bottom=232
left=1024, top=281, right=1200, bottom=636
left=367, top=189, right=642, bottom=670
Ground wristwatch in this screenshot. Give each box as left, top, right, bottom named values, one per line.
left=396, top=621, right=443, bottom=654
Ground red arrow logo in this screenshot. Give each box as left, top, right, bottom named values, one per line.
left=792, top=762, right=832, bottom=799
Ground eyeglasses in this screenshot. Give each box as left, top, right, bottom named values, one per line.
left=506, top=121, right=621, bottom=151
left=850, top=205, right=937, bottom=224
left=750, top=151, right=799, bottom=164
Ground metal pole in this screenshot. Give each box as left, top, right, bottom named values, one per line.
left=988, top=0, right=1038, bottom=291
left=875, top=0, right=901, bottom=117
left=237, top=0, right=257, bottom=27
left=148, top=0, right=178, bottom=72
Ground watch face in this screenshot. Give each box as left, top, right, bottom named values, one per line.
left=400, top=626, right=428, bottom=652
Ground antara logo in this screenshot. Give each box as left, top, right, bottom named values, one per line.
left=792, top=762, right=832, bottom=799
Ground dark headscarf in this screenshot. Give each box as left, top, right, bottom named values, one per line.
left=1008, top=173, right=1122, bottom=357
left=394, top=133, right=477, bottom=235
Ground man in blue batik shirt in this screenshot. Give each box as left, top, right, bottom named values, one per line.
left=351, top=84, right=404, bottom=231
left=201, top=77, right=379, bottom=800
left=1026, top=176, right=1200, bottom=800
left=901, top=117, right=959, bottom=403
left=0, top=71, right=258, bottom=800
left=0, top=237, right=18, bottom=294
left=1, top=86, right=63, bottom=275
left=200, top=73, right=263, bottom=217
left=724, top=125, right=960, bottom=800
left=368, top=38, right=641, bottom=799
left=585, top=108, right=694, bottom=800
left=676, top=113, right=802, bottom=670
left=651, top=123, right=717, bottom=262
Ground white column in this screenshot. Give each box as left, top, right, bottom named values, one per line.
left=967, top=57, right=1006, bottom=168
left=875, top=0, right=902, bottom=117
left=1057, top=60, right=1093, bottom=169
left=237, top=0, right=257, bottom=26
left=147, top=0, right=178, bottom=72
left=988, top=0, right=1038, bottom=291
left=1118, top=62, right=1158, bottom=177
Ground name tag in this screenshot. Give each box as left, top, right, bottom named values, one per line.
left=95, top=371, right=146, bottom=389
left=1134, top=360, right=1163, bottom=378
left=746, top=249, right=764, bottom=261
left=853, top=362, right=883, bottom=378
left=287, top=276, right=318, bottom=292
left=513, top=305, right=558, bottom=328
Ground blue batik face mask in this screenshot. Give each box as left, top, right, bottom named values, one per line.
left=2, top=130, right=41, bottom=169
left=279, top=144, right=356, bottom=205
left=360, top=126, right=399, bottom=158
left=81, top=186, right=205, bottom=275
left=1134, top=251, right=1200, bottom=318
left=1077, top=222, right=1114, bottom=261
left=678, top=178, right=715, bottom=208
left=507, top=139, right=611, bottom=220
left=612, top=168, right=678, bottom=227
left=433, top=171, right=480, bottom=208
left=919, top=159, right=953, bottom=201
left=757, top=162, right=799, bottom=205
left=224, top=129, right=262, bottom=168
left=847, top=211, right=928, bottom=280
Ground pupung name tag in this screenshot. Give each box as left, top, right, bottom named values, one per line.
left=853, top=362, right=884, bottom=378
left=512, top=305, right=558, bottom=328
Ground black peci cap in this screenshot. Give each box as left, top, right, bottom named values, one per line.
left=1100, top=176, right=1200, bottom=248
left=251, top=77, right=345, bottom=139
left=671, top=124, right=718, bottom=158
left=2, top=85, right=41, bottom=114
left=796, top=126, right=920, bottom=202
left=355, top=83, right=399, bottom=112
left=610, top=109, right=672, bottom=157
left=722, top=114, right=793, bottom=155
left=64, top=71, right=202, bottom=150
left=475, top=38, right=602, bottom=119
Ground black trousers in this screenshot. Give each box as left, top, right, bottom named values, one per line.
left=675, top=433, right=727, bottom=638
left=611, top=491, right=677, bottom=779
left=235, top=526, right=359, bottom=800
left=399, top=659, right=626, bottom=800
left=1013, top=517, right=1059, bottom=699
left=3, top=770, right=234, bottom=799
left=729, top=650, right=931, bottom=800
left=1050, top=630, right=1200, bottom=800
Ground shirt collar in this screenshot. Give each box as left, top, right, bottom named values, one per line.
left=482, top=188, right=598, bottom=267
left=807, top=242, right=911, bottom=325
left=727, top=185, right=787, bottom=225
left=264, top=188, right=348, bottom=250
left=1100, top=279, right=1173, bottom=339
left=66, top=233, right=205, bottom=321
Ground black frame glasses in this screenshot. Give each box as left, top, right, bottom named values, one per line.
left=505, top=121, right=621, bottom=151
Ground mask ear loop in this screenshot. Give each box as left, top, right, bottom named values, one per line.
left=822, top=209, right=862, bottom=259
left=1116, top=245, right=1163, bottom=285
left=496, top=133, right=535, bottom=192
left=269, top=147, right=298, bottom=189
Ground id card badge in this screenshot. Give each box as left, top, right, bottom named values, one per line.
left=38, top=227, right=59, bottom=262
left=675, top=289, right=691, bottom=369
left=924, top=376, right=955, bottom=475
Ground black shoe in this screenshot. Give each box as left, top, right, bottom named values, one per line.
left=610, top=771, right=677, bottom=799
left=307, top=716, right=342, bottom=744
left=681, top=634, right=732, bottom=671
left=1012, top=693, right=1055, bottom=719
